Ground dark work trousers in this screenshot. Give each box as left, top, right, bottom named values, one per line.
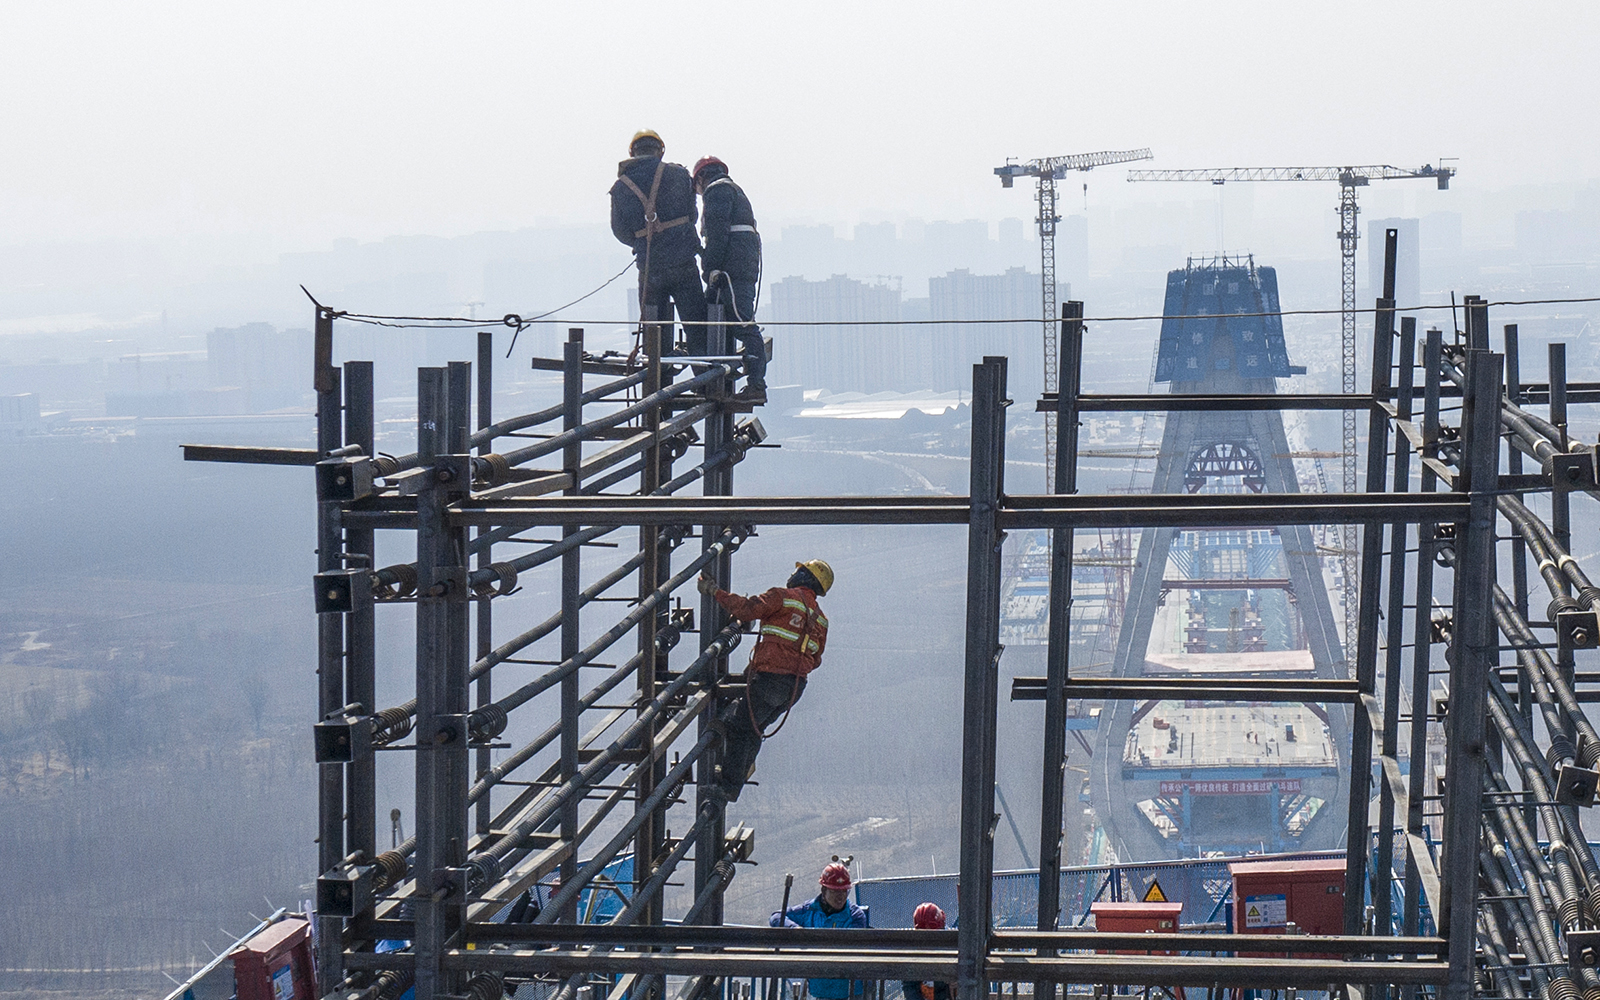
left=719, top=670, right=805, bottom=799
left=707, top=274, right=766, bottom=388
left=640, top=259, right=707, bottom=351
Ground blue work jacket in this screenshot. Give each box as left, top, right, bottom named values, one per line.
left=772, top=895, right=869, bottom=998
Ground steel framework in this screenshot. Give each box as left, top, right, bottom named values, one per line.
left=187, top=231, right=1600, bottom=1000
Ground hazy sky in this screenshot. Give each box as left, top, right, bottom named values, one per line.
left=4, top=2, right=1598, bottom=246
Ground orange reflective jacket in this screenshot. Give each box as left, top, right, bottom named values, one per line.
left=714, top=586, right=829, bottom=677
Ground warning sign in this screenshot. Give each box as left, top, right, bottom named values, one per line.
left=1142, top=880, right=1168, bottom=903
left=1243, top=893, right=1287, bottom=929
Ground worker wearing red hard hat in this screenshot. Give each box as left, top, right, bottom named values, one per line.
left=772, top=861, right=869, bottom=998
left=698, top=559, right=833, bottom=803
left=902, top=904, right=953, bottom=1000
left=610, top=130, right=707, bottom=355
left=692, top=155, right=766, bottom=404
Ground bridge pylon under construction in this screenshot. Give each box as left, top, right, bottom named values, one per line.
left=1099, top=254, right=1349, bottom=859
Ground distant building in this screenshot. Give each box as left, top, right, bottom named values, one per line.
left=924, top=267, right=1065, bottom=401
left=1366, top=218, right=1421, bottom=307
left=767, top=268, right=1065, bottom=395
left=207, top=323, right=313, bottom=411
left=766, top=275, right=901, bottom=393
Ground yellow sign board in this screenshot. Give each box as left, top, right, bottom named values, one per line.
left=1142, top=880, right=1168, bottom=903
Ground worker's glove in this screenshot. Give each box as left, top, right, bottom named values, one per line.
left=696, top=574, right=717, bottom=597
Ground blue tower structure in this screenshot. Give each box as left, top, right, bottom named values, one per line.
left=1093, top=254, right=1349, bottom=860
left=1153, top=257, right=1299, bottom=382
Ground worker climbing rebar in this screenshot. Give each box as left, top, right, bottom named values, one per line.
left=698, top=558, right=833, bottom=802
left=694, top=154, right=766, bottom=404
left=610, top=129, right=707, bottom=352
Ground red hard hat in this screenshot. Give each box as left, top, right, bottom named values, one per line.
left=693, top=156, right=728, bottom=182
left=819, top=862, right=852, bottom=891
left=913, top=903, right=946, bottom=930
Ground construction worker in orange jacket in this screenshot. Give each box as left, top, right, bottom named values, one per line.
left=697, top=559, right=833, bottom=802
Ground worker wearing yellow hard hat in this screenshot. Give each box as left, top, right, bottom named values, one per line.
left=610, top=130, right=706, bottom=354
left=697, top=558, right=834, bottom=802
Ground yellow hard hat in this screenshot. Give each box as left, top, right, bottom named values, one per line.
left=630, top=129, right=664, bottom=154
left=795, top=559, right=834, bottom=595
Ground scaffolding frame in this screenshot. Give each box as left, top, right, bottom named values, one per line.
left=186, top=234, right=1600, bottom=999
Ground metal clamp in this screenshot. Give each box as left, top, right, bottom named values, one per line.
left=317, top=863, right=377, bottom=919
left=316, top=569, right=375, bottom=615
left=1546, top=451, right=1597, bottom=493
left=315, top=714, right=375, bottom=764
left=1568, top=928, right=1600, bottom=975
left=316, top=456, right=374, bottom=503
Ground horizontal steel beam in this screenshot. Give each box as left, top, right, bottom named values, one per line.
left=181, top=444, right=320, bottom=466
left=1013, top=676, right=1359, bottom=703
left=368, top=920, right=1439, bottom=955
left=1039, top=393, right=1375, bottom=412
left=343, top=948, right=1447, bottom=988
left=338, top=492, right=1469, bottom=531
left=1160, top=578, right=1292, bottom=591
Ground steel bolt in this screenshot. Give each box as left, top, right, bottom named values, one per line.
left=436, top=467, right=455, bottom=483
left=1582, top=946, right=1597, bottom=967
left=327, top=588, right=342, bottom=601
left=336, top=474, right=348, bottom=485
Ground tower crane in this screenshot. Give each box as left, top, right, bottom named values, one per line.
left=995, top=148, right=1154, bottom=487
left=1126, top=162, right=1456, bottom=656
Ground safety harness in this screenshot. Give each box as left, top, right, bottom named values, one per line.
left=617, top=160, right=692, bottom=241
left=618, top=159, right=693, bottom=353
left=747, top=595, right=826, bottom=740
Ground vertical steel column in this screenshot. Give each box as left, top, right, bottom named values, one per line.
left=957, top=357, right=1008, bottom=1000
left=1344, top=228, right=1397, bottom=934
left=560, top=330, right=584, bottom=923
left=445, top=362, right=474, bottom=854
left=344, top=361, right=378, bottom=878
left=1550, top=342, right=1572, bottom=563
left=1505, top=326, right=1534, bottom=745
left=1403, top=328, right=1444, bottom=945
left=636, top=321, right=664, bottom=928
left=1036, top=303, right=1083, bottom=995
left=1440, top=334, right=1501, bottom=1000
left=1549, top=341, right=1576, bottom=732
left=475, top=332, right=494, bottom=837
left=1375, top=312, right=1415, bottom=938
left=314, top=306, right=346, bottom=988
left=696, top=302, right=732, bottom=925
left=414, top=364, right=470, bottom=1000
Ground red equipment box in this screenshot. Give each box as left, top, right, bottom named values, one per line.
left=232, top=916, right=317, bottom=1000
left=1229, top=857, right=1345, bottom=957
left=1090, top=901, right=1185, bottom=955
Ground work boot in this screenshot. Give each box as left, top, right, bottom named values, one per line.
left=732, top=384, right=767, bottom=405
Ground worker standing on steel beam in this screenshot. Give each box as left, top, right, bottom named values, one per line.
left=901, top=903, right=953, bottom=1000
left=693, top=155, right=766, bottom=404
left=697, top=559, right=833, bottom=802
left=610, top=130, right=708, bottom=352
left=772, top=862, right=869, bottom=999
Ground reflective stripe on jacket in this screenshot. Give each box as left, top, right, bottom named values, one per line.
left=714, top=585, right=828, bottom=677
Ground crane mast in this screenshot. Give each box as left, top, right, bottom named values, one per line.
left=1127, top=162, right=1455, bottom=659
left=996, top=148, right=1154, bottom=488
